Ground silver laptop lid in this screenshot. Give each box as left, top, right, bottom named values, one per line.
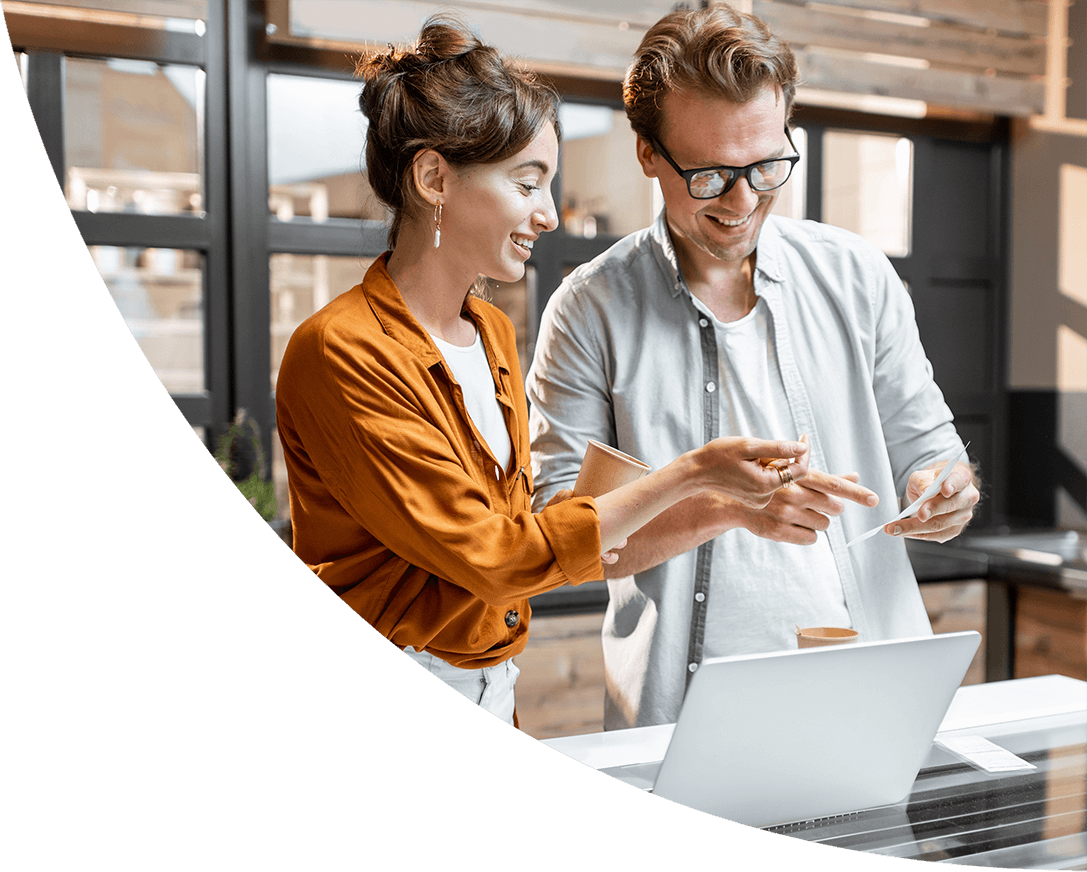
left=651, top=631, right=981, bottom=827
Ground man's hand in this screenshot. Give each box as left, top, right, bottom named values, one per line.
left=884, top=461, right=978, bottom=543
left=735, top=469, right=879, bottom=545
left=733, top=434, right=878, bottom=544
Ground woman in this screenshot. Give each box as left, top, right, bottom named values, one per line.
left=275, top=16, right=808, bottom=726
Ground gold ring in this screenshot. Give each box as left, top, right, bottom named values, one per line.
left=777, top=465, right=793, bottom=489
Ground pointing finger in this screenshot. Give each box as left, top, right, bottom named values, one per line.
left=801, top=469, right=879, bottom=507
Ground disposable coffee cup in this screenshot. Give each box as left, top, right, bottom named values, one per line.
left=795, top=626, right=860, bottom=649
left=573, top=439, right=651, bottom=497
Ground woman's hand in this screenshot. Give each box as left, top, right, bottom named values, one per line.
left=694, top=437, right=810, bottom=508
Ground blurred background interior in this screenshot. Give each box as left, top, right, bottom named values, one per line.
left=7, top=0, right=1084, bottom=737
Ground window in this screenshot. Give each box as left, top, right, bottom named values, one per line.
left=65, top=57, right=204, bottom=216
left=266, top=73, right=379, bottom=221
left=822, top=130, right=913, bottom=257
left=771, top=126, right=807, bottom=221
left=558, top=102, right=656, bottom=238
left=16, top=3, right=228, bottom=436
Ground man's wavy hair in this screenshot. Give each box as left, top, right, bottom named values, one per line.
left=623, top=5, right=799, bottom=144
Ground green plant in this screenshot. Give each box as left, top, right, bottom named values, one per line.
left=214, top=409, right=278, bottom=521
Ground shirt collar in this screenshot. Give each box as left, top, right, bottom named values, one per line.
left=648, top=210, right=685, bottom=298
left=753, top=215, right=784, bottom=284
left=648, top=209, right=786, bottom=297
left=361, top=252, right=508, bottom=374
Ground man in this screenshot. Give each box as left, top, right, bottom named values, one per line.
left=526, top=5, right=980, bottom=730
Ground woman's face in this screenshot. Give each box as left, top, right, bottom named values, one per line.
left=444, top=124, right=560, bottom=284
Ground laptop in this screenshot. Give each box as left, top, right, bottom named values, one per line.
left=600, top=631, right=981, bottom=828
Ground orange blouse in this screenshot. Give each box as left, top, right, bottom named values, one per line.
left=276, top=254, right=603, bottom=668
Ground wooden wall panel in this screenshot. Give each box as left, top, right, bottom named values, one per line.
left=757, top=1, right=1046, bottom=76
left=794, top=46, right=1045, bottom=114
left=791, top=0, right=1049, bottom=37
left=751, top=0, right=1048, bottom=116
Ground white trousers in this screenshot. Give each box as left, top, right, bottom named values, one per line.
left=402, top=647, right=519, bottom=725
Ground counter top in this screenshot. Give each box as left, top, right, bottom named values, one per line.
left=543, top=676, right=1087, bottom=868
left=908, top=526, right=1087, bottom=594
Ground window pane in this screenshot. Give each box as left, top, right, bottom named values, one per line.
left=267, top=74, right=381, bottom=221
left=90, top=245, right=205, bottom=393
left=65, top=58, right=204, bottom=216
left=559, top=102, right=656, bottom=238
left=822, top=130, right=912, bottom=257
left=771, top=126, right=806, bottom=221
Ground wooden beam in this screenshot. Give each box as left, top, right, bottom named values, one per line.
left=783, top=0, right=1049, bottom=38
left=794, top=46, right=1046, bottom=115
left=5, top=10, right=205, bottom=64
left=756, top=0, right=1046, bottom=77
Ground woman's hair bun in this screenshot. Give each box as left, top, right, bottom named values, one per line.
left=357, top=14, right=484, bottom=93
left=356, top=14, right=560, bottom=249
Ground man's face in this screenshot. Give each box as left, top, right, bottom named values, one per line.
left=637, top=86, right=789, bottom=268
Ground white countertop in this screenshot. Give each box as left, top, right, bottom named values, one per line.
left=541, top=674, right=1086, bottom=769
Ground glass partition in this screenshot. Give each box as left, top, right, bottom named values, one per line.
left=266, top=73, right=382, bottom=222
left=771, top=126, right=807, bottom=221
left=822, top=130, right=913, bottom=257
left=559, top=102, right=656, bottom=239
left=65, top=57, right=204, bottom=215
left=16, top=0, right=208, bottom=25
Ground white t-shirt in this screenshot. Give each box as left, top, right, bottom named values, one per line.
left=430, top=329, right=512, bottom=474
left=698, top=296, right=851, bottom=656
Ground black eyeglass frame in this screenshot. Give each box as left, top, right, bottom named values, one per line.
left=650, top=127, right=801, bottom=199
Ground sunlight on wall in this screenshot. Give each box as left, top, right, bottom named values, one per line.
left=1058, top=325, right=1087, bottom=392
left=1059, top=163, right=1087, bottom=307
left=1056, top=163, right=1087, bottom=415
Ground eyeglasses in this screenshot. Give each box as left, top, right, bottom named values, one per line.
left=650, top=128, right=800, bottom=199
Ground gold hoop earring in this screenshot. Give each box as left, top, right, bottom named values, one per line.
left=433, top=203, right=442, bottom=249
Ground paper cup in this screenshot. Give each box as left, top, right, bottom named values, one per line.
left=573, top=439, right=651, bottom=497
left=795, top=626, right=860, bottom=649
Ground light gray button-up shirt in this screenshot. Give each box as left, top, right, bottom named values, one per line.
left=527, top=212, right=966, bottom=729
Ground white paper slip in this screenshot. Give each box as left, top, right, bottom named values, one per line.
left=935, top=735, right=1037, bottom=774
left=846, top=443, right=970, bottom=548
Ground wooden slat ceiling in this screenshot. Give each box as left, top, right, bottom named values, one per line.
left=754, top=0, right=1048, bottom=115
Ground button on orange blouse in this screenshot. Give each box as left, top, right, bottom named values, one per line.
left=276, top=254, right=604, bottom=668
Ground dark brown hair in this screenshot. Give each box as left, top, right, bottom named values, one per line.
left=357, top=15, right=561, bottom=248
left=623, top=5, right=798, bottom=145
